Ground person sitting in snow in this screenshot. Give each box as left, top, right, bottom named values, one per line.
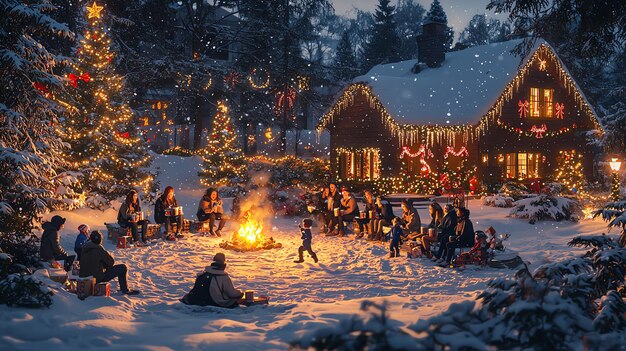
left=40, top=215, right=75, bottom=270
left=155, top=186, right=184, bottom=240
left=372, top=196, right=394, bottom=241
left=197, top=188, right=227, bottom=237
left=400, top=200, right=421, bottom=240
left=309, top=186, right=330, bottom=234
left=79, top=231, right=139, bottom=295
left=433, top=204, right=458, bottom=262
left=180, top=253, right=243, bottom=308
left=74, top=224, right=90, bottom=261
left=335, top=187, right=358, bottom=237
left=440, top=207, right=475, bottom=267
left=118, top=190, right=149, bottom=246
left=389, top=217, right=403, bottom=258
left=325, top=183, right=342, bottom=235
left=294, top=218, right=318, bottom=263
left=354, top=190, right=375, bottom=239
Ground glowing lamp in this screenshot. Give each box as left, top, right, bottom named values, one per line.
left=609, top=158, right=621, bottom=172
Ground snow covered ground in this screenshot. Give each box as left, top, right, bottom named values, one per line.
left=0, top=154, right=615, bottom=350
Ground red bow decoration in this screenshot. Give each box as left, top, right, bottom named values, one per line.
left=274, top=87, right=297, bottom=117
left=555, top=103, right=565, bottom=119
left=518, top=100, right=529, bottom=118
left=33, top=82, right=49, bottom=95
left=68, top=73, right=91, bottom=88
left=116, top=131, right=130, bottom=139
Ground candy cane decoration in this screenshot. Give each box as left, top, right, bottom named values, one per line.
left=444, top=146, right=469, bottom=158
left=400, top=146, right=433, bottom=175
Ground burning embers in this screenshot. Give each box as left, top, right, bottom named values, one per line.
left=219, top=211, right=282, bottom=252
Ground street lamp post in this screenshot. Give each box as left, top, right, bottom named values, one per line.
left=609, top=158, right=622, bottom=201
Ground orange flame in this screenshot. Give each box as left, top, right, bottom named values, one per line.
left=235, top=215, right=263, bottom=244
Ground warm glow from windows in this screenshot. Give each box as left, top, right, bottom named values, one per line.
left=337, top=148, right=381, bottom=181
left=529, top=88, right=554, bottom=118
left=505, top=152, right=541, bottom=178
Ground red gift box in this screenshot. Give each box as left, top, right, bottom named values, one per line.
left=94, top=282, right=110, bottom=297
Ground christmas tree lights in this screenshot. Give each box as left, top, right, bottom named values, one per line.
left=60, top=1, right=154, bottom=202
left=198, top=101, right=247, bottom=186
left=555, top=150, right=584, bottom=193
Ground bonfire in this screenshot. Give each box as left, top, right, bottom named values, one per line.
left=219, top=211, right=282, bottom=252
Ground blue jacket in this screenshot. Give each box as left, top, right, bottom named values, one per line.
left=300, top=227, right=312, bottom=243
left=74, top=233, right=88, bottom=260
left=390, top=225, right=403, bottom=243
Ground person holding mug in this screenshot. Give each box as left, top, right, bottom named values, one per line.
left=197, top=188, right=227, bottom=237
left=155, top=186, right=184, bottom=240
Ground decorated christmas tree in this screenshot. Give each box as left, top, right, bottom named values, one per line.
left=60, top=1, right=153, bottom=205
left=555, top=150, right=585, bottom=193
left=198, top=101, right=247, bottom=187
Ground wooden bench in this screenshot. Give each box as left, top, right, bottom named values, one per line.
left=105, top=223, right=162, bottom=242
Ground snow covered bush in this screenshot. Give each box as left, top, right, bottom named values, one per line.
left=481, top=194, right=515, bottom=207
left=593, top=201, right=626, bottom=247
left=500, top=181, right=530, bottom=200
left=295, top=235, right=626, bottom=350
left=291, top=301, right=416, bottom=350
left=509, top=194, right=581, bottom=224
left=247, top=156, right=329, bottom=190
left=0, top=273, right=53, bottom=308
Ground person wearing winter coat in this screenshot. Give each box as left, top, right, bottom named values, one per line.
left=180, top=252, right=244, bottom=308
left=355, top=190, right=375, bottom=238
left=389, top=217, right=403, bottom=258
left=74, top=224, right=90, bottom=261
left=420, top=202, right=445, bottom=256
left=155, top=186, right=184, bottom=239
left=40, top=215, right=72, bottom=268
left=372, top=196, right=394, bottom=241
left=117, top=190, right=149, bottom=246
left=310, top=187, right=330, bottom=234
left=326, top=183, right=342, bottom=234
left=441, top=207, right=475, bottom=265
left=294, top=218, right=318, bottom=263
left=336, top=188, right=358, bottom=237
left=79, top=231, right=139, bottom=295
left=197, top=188, right=227, bottom=237
left=434, top=204, right=458, bottom=261
left=400, top=200, right=421, bottom=239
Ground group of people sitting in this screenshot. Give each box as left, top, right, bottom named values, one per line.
left=310, top=184, right=397, bottom=240
left=40, top=215, right=244, bottom=306
left=116, top=186, right=228, bottom=246
left=309, top=185, right=487, bottom=266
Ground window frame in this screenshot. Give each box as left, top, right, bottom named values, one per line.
left=529, top=87, right=554, bottom=118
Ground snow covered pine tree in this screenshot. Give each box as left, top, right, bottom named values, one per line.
left=60, top=1, right=155, bottom=207
left=0, top=0, right=72, bottom=308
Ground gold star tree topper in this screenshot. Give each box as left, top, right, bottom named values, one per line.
left=87, top=1, right=104, bottom=19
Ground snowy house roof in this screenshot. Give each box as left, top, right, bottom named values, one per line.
left=318, top=38, right=601, bottom=134
left=356, top=39, right=532, bottom=125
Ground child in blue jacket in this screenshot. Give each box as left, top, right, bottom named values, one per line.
left=74, top=224, right=89, bottom=261
left=389, top=217, right=403, bottom=258
left=294, top=219, right=318, bottom=263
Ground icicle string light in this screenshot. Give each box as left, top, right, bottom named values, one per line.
left=317, top=44, right=603, bottom=146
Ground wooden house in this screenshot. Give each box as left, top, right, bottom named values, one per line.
left=317, top=23, right=603, bottom=192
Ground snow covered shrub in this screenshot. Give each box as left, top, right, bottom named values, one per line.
left=248, top=156, right=329, bottom=190
left=291, top=301, right=415, bottom=350
left=296, top=235, right=626, bottom=350
left=481, top=194, right=514, bottom=207
left=593, top=201, right=626, bottom=247
left=0, top=274, right=53, bottom=308
left=509, top=194, right=581, bottom=224
left=500, top=181, right=530, bottom=200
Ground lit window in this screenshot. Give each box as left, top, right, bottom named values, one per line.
left=504, top=152, right=541, bottom=179
left=529, top=88, right=554, bottom=118
left=338, top=148, right=380, bottom=181
left=506, top=153, right=516, bottom=178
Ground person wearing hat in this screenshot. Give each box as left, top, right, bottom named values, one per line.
left=74, top=224, right=90, bottom=261
left=40, top=215, right=73, bottom=269
left=180, top=252, right=243, bottom=308
left=79, top=231, right=139, bottom=295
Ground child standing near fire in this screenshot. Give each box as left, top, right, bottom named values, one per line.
left=294, top=219, right=318, bottom=263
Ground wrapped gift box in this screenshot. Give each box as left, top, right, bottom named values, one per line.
left=94, top=282, right=110, bottom=297
left=77, top=276, right=95, bottom=300
left=48, top=269, right=68, bottom=284
left=117, top=235, right=132, bottom=249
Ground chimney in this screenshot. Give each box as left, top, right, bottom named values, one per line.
left=417, top=21, right=447, bottom=68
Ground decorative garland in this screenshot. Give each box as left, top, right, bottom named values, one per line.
left=248, top=68, right=270, bottom=89
left=317, top=43, right=602, bottom=146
